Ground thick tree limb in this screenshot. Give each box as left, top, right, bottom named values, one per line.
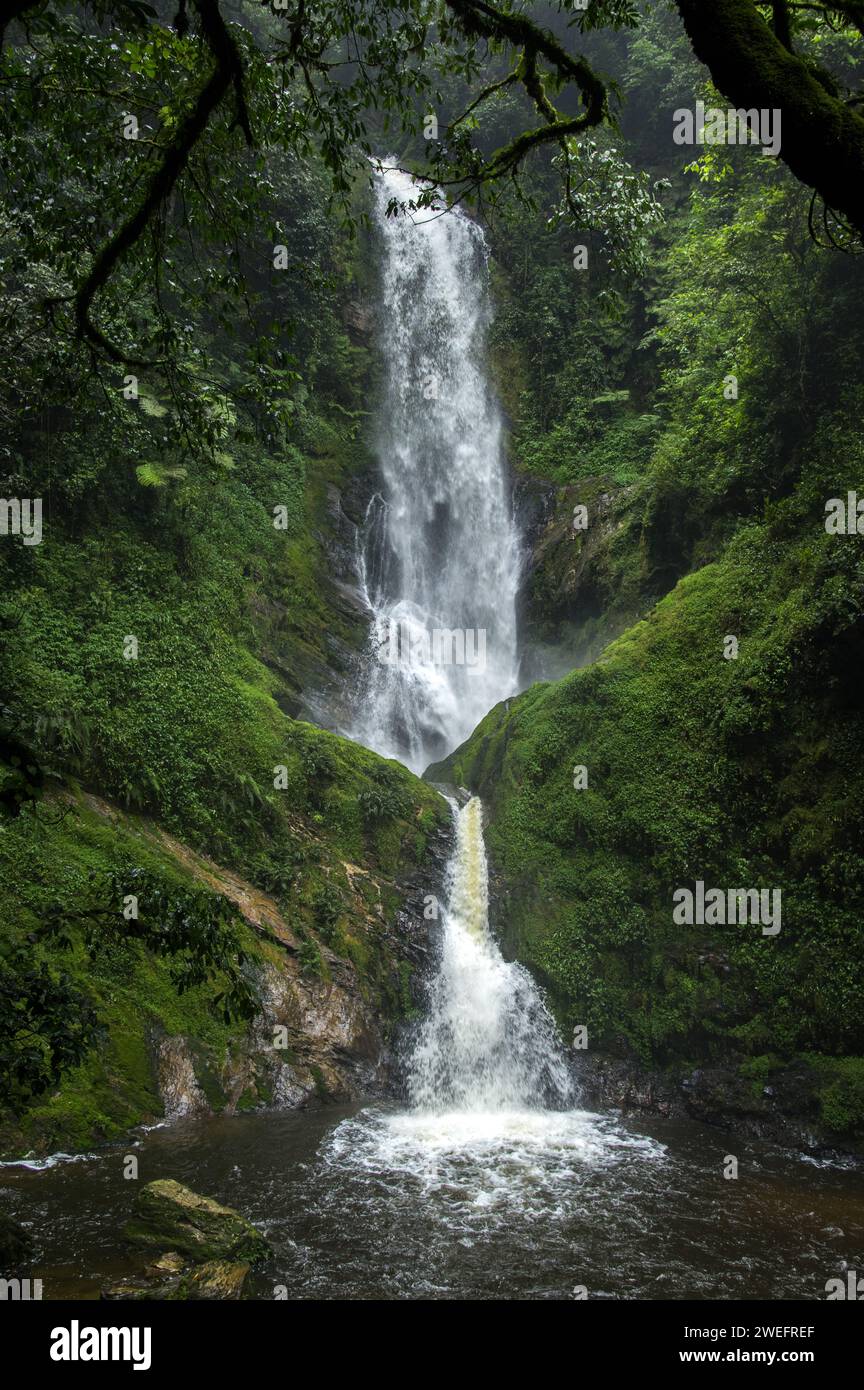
left=676, top=0, right=864, bottom=242
left=445, top=0, right=606, bottom=113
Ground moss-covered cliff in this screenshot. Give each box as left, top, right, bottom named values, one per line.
left=431, top=21, right=864, bottom=1150
left=432, top=493, right=863, bottom=1149
left=0, top=156, right=452, bottom=1159
left=0, top=752, right=448, bottom=1159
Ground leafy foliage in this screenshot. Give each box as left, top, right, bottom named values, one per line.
left=42, top=866, right=261, bottom=1024
left=358, top=763, right=413, bottom=824
left=0, top=848, right=263, bottom=1112
left=0, top=943, right=103, bottom=1109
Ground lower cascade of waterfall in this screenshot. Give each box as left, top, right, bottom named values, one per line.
left=406, top=797, right=575, bottom=1113
left=321, top=796, right=666, bottom=1211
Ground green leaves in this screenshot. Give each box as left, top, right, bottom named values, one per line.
left=0, top=943, right=103, bottom=1110
left=0, top=852, right=260, bottom=1111
left=358, top=763, right=412, bottom=824
left=550, top=135, right=667, bottom=277
left=135, top=461, right=187, bottom=486
left=42, top=863, right=262, bottom=1026
left=137, top=392, right=169, bottom=419
left=0, top=709, right=44, bottom=817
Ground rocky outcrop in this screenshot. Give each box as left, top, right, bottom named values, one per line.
left=155, top=1037, right=210, bottom=1119
left=103, top=1183, right=268, bottom=1300
left=103, top=1253, right=252, bottom=1302
left=179, top=1260, right=250, bottom=1300
left=79, top=788, right=453, bottom=1126
left=124, top=1180, right=271, bottom=1264
left=513, top=466, right=723, bottom=687
left=145, top=812, right=454, bottom=1119
left=573, top=1053, right=856, bottom=1157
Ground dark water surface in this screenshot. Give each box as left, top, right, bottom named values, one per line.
left=3, top=1101, right=863, bottom=1301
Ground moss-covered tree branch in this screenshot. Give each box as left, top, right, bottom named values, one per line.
left=677, top=0, right=864, bottom=239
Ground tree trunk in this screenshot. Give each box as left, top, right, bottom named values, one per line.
left=675, top=0, right=864, bottom=240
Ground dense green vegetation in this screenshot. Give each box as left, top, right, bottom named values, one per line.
left=0, top=26, right=449, bottom=1151
left=432, top=7, right=864, bottom=1143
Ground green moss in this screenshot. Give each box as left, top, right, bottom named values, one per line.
left=434, top=495, right=864, bottom=1071
left=808, top=1057, right=864, bottom=1139
left=308, top=1064, right=330, bottom=1102
left=738, top=1054, right=784, bottom=1102
left=0, top=757, right=446, bottom=1155
left=124, top=1179, right=271, bottom=1264
left=236, top=1087, right=260, bottom=1113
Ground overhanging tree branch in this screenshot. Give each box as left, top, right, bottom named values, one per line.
left=73, top=0, right=253, bottom=362
left=13, top=0, right=864, bottom=376
left=677, top=0, right=864, bottom=242
left=442, top=0, right=608, bottom=183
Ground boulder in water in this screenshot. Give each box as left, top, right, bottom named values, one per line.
left=102, top=1257, right=250, bottom=1301
left=124, top=1180, right=270, bottom=1264
left=179, top=1260, right=250, bottom=1300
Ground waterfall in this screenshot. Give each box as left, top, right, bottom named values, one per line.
left=407, top=797, right=574, bottom=1113
left=347, top=168, right=574, bottom=1125
left=350, top=165, right=522, bottom=774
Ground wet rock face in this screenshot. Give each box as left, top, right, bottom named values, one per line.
left=179, top=1260, right=250, bottom=1300
left=342, top=299, right=374, bottom=344
left=218, top=960, right=383, bottom=1112
left=124, top=1180, right=271, bottom=1265
left=155, top=1037, right=209, bottom=1119
left=150, top=815, right=454, bottom=1122
left=282, top=481, right=374, bottom=730
left=573, top=1054, right=857, bottom=1157
left=515, top=474, right=642, bottom=684
left=102, top=1259, right=251, bottom=1302
left=513, top=467, right=725, bottom=688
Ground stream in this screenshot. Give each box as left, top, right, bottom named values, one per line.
left=3, top=1103, right=863, bottom=1300
left=4, top=797, right=863, bottom=1301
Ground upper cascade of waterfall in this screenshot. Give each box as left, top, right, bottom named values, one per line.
left=407, top=797, right=575, bottom=1114
left=349, top=162, right=522, bottom=774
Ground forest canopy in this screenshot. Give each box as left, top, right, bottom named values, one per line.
left=2, top=0, right=864, bottom=435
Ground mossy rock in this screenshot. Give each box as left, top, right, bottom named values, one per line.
left=175, top=1260, right=250, bottom=1300
left=124, top=1180, right=270, bottom=1265
left=102, top=1252, right=250, bottom=1301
